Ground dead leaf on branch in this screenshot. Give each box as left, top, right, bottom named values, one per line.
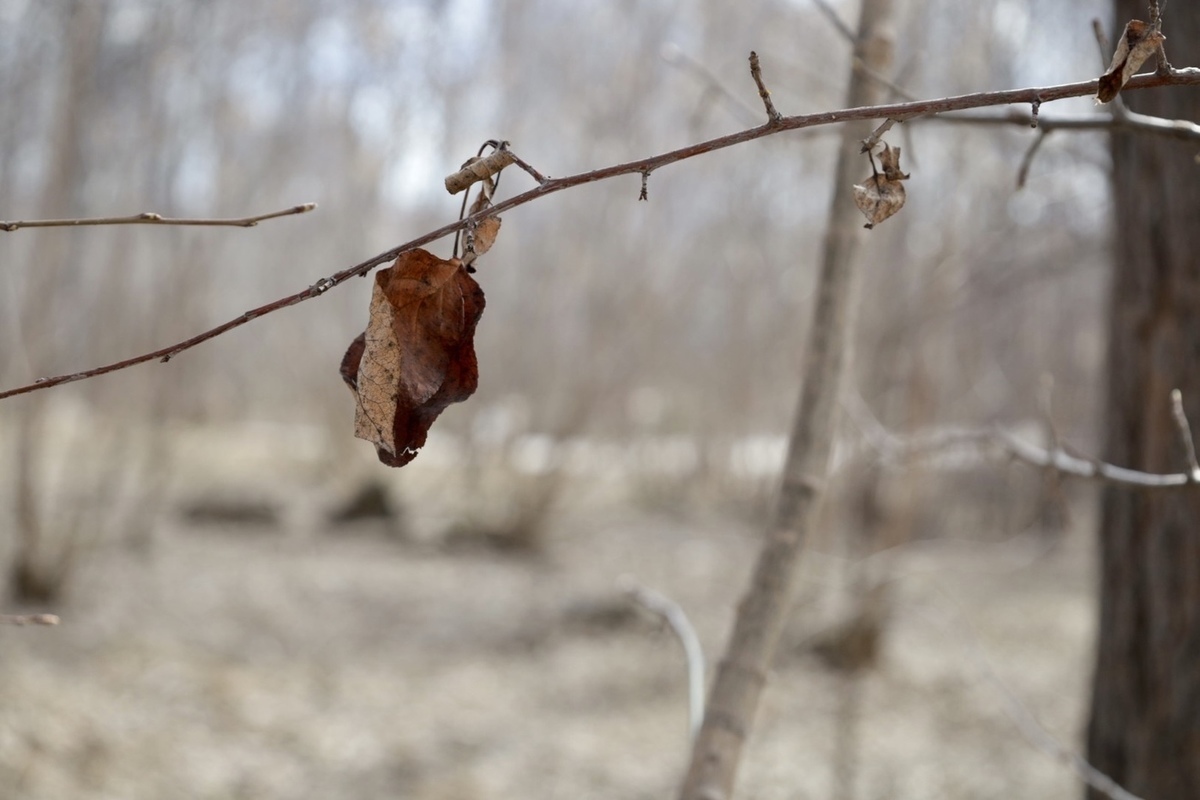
left=853, top=142, right=909, bottom=229
left=461, top=180, right=502, bottom=269
left=1098, top=19, right=1165, bottom=103
left=341, top=249, right=486, bottom=467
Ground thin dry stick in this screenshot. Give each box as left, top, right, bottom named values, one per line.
left=1169, top=388, right=1200, bottom=481
left=2, top=67, right=1199, bottom=402
left=748, top=52, right=782, bottom=122
left=679, top=1, right=896, bottom=796
left=620, top=576, right=707, bottom=740
left=939, top=601, right=1144, bottom=800
left=661, top=44, right=763, bottom=127
left=844, top=394, right=1197, bottom=489
left=937, top=108, right=1200, bottom=140
left=0, top=613, right=60, bottom=626
left=1016, top=131, right=1050, bottom=188
left=0, top=203, right=316, bottom=232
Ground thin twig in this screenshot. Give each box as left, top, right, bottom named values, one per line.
left=812, top=0, right=918, bottom=102
left=619, top=576, right=706, bottom=740
left=661, top=43, right=763, bottom=127
left=505, top=149, right=549, bottom=184
left=1016, top=131, right=1050, bottom=188
left=1093, top=19, right=1113, bottom=68
left=938, top=601, right=1145, bottom=800
left=0, top=203, right=316, bottom=232
left=861, top=118, right=898, bottom=152
left=811, top=0, right=857, bottom=43
left=935, top=108, right=1200, bottom=142
left=845, top=394, right=1195, bottom=489
left=0, top=613, right=60, bottom=626
left=3, top=67, right=1200, bottom=402
left=1169, top=389, right=1200, bottom=481
left=748, top=51, right=782, bottom=122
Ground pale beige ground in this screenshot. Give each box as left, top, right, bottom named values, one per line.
left=1, top=494, right=1096, bottom=800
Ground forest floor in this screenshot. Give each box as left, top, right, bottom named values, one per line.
left=0, top=462, right=1098, bottom=800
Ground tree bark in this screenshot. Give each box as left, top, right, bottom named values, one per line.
left=1087, top=5, right=1200, bottom=798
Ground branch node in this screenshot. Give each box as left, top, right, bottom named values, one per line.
left=860, top=118, right=898, bottom=153
left=1030, top=97, right=1042, bottom=128
left=748, top=51, right=782, bottom=123
left=505, top=148, right=549, bottom=184
left=639, top=169, right=651, bottom=201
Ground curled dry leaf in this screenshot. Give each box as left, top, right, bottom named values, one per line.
left=340, top=249, right=486, bottom=467
left=461, top=180, right=502, bottom=269
left=853, top=143, right=909, bottom=229
left=1098, top=19, right=1165, bottom=103
left=444, top=150, right=516, bottom=195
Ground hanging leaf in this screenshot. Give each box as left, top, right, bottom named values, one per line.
left=341, top=249, right=486, bottom=467
left=461, top=180, right=502, bottom=269
left=1098, top=19, right=1165, bottom=103
left=853, top=143, right=909, bottom=229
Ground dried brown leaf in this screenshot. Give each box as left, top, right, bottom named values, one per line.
left=341, top=249, right=486, bottom=467
left=853, top=143, right=909, bottom=229
left=462, top=183, right=502, bottom=267
left=1098, top=19, right=1165, bottom=103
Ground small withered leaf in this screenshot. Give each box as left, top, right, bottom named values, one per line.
left=853, top=143, right=909, bottom=229
left=1098, top=19, right=1165, bottom=103
left=342, top=249, right=485, bottom=467
left=462, top=182, right=502, bottom=268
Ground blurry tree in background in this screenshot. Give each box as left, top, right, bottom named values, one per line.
left=1087, top=3, right=1200, bottom=797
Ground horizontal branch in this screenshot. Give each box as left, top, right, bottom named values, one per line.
left=0, top=613, right=60, bottom=626
left=2, top=68, right=1199, bottom=401
left=0, top=203, right=317, bottom=232
left=936, top=108, right=1200, bottom=141
left=849, top=402, right=1193, bottom=488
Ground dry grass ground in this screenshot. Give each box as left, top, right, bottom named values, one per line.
left=0, top=478, right=1097, bottom=800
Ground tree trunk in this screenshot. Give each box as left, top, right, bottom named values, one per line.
left=676, top=3, right=895, bottom=798
left=1087, top=5, right=1200, bottom=798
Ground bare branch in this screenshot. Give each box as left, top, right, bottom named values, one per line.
left=846, top=395, right=1194, bottom=489
left=811, top=0, right=857, bottom=43
left=660, top=43, right=762, bottom=127
left=861, top=118, right=898, bottom=152
left=619, top=576, right=706, bottom=739
left=1170, top=389, right=1200, bottom=481
left=748, top=52, right=782, bottom=123
left=0, top=613, right=60, bottom=626
left=505, top=148, right=549, bottom=184
left=3, top=67, right=1200, bottom=402
left=936, top=108, right=1200, bottom=142
left=1017, top=131, right=1051, bottom=188
left=0, top=203, right=316, bottom=233
left=944, top=607, right=1145, bottom=800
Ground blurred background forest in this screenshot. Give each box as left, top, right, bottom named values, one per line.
left=0, top=1, right=1132, bottom=798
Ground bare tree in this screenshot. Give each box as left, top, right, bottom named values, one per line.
left=1087, top=4, right=1200, bottom=797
